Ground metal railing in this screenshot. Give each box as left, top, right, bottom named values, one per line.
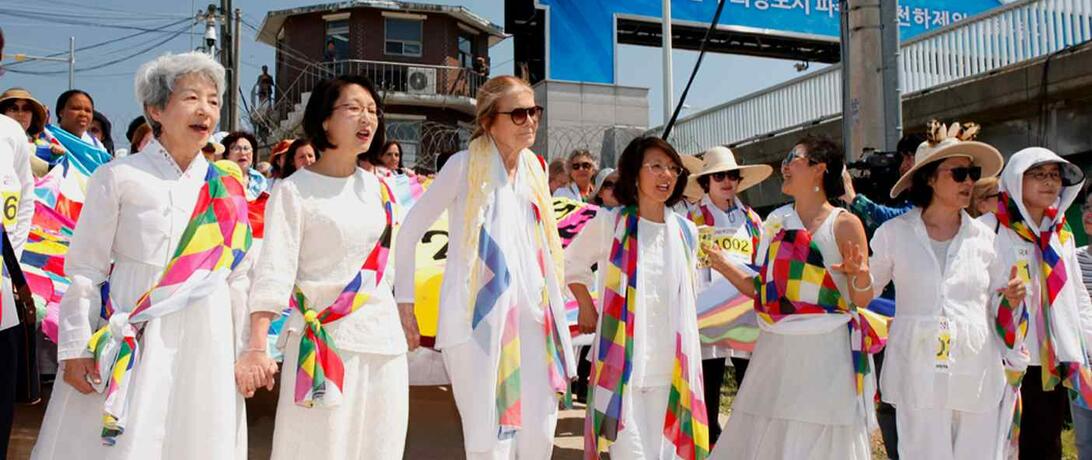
left=660, top=0, right=1092, bottom=154
left=258, top=59, right=487, bottom=129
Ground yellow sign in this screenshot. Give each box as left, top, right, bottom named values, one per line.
left=935, top=317, right=951, bottom=372
left=697, top=226, right=753, bottom=268
left=2, top=191, right=20, bottom=228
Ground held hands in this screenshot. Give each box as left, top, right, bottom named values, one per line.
left=62, top=357, right=100, bottom=394
left=398, top=302, right=421, bottom=351
left=234, top=350, right=278, bottom=398
left=1002, top=265, right=1027, bottom=306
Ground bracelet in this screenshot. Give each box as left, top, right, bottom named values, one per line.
left=850, top=273, right=874, bottom=292
left=242, top=347, right=267, bottom=354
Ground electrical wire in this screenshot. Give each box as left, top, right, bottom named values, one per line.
left=3, top=17, right=193, bottom=67
left=5, top=26, right=192, bottom=75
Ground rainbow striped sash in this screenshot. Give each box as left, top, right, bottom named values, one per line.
left=289, top=180, right=394, bottom=407
left=87, top=163, right=251, bottom=445
left=753, top=229, right=884, bottom=395
left=585, top=206, right=710, bottom=460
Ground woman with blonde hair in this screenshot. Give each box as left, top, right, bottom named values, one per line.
left=394, top=76, right=575, bottom=459
left=969, top=176, right=1000, bottom=218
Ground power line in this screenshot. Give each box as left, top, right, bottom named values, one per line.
left=0, top=9, right=186, bottom=33
left=3, top=17, right=194, bottom=68
left=6, top=26, right=192, bottom=75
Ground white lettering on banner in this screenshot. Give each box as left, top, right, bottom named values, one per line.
left=723, top=0, right=967, bottom=30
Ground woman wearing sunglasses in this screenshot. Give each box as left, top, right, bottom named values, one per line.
left=981, top=146, right=1092, bottom=460
left=869, top=121, right=1024, bottom=459
left=567, top=136, right=709, bottom=458
left=705, top=134, right=876, bottom=459
left=394, top=76, right=575, bottom=460
left=554, top=148, right=598, bottom=202
left=684, top=146, right=772, bottom=446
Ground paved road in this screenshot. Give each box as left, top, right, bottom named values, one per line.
left=11, top=383, right=586, bottom=459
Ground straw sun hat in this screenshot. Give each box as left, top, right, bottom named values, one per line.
left=889, top=120, right=1003, bottom=198
left=687, top=146, right=773, bottom=194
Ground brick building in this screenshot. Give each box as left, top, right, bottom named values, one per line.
left=256, top=1, right=506, bottom=168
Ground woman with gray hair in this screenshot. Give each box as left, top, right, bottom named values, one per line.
left=31, top=52, right=256, bottom=459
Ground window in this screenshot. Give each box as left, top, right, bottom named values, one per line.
left=385, top=18, right=423, bottom=57
left=457, top=34, right=474, bottom=68
left=324, top=19, right=350, bottom=61
left=386, top=119, right=422, bottom=166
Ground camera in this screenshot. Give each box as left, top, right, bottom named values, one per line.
left=847, top=149, right=903, bottom=204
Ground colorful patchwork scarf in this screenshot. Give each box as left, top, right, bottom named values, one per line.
left=584, top=206, right=710, bottom=460
left=461, top=136, right=570, bottom=438
left=995, top=191, right=1092, bottom=449
left=753, top=228, right=884, bottom=396
left=86, top=163, right=251, bottom=445
left=687, top=198, right=762, bottom=262
left=289, top=180, right=394, bottom=408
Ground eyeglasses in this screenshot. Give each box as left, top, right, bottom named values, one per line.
left=781, top=149, right=816, bottom=168
left=334, top=103, right=381, bottom=120
left=497, top=105, right=544, bottom=125
left=601, top=180, right=615, bottom=189
left=710, top=171, right=742, bottom=182
left=644, top=162, right=684, bottom=177
left=1024, top=169, right=1063, bottom=184
left=571, top=161, right=595, bottom=171
left=984, top=192, right=1001, bottom=200
left=939, top=166, right=982, bottom=183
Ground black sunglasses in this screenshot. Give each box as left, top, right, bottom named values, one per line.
left=601, top=180, right=615, bottom=189
left=941, top=166, right=982, bottom=183
left=571, top=162, right=595, bottom=171
left=497, top=105, right=544, bottom=125
left=709, top=171, right=742, bottom=182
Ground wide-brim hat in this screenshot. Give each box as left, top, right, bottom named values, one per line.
left=889, top=123, right=1003, bottom=198
left=592, top=167, right=616, bottom=197
left=689, top=146, right=773, bottom=194
left=681, top=154, right=704, bottom=201
left=0, top=88, right=47, bottom=135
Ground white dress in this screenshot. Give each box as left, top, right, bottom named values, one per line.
left=248, top=168, right=408, bottom=460
left=32, top=140, right=251, bottom=459
left=565, top=209, right=688, bottom=458
left=870, top=208, right=1008, bottom=459
left=712, top=205, right=873, bottom=460
left=393, top=149, right=571, bottom=459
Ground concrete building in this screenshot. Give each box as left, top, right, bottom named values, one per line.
left=256, top=1, right=506, bottom=169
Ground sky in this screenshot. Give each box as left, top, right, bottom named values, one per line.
left=0, top=0, right=812, bottom=151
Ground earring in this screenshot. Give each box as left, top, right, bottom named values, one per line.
left=813, top=185, right=820, bottom=193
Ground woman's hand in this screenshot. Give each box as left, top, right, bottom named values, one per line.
left=831, top=242, right=867, bottom=279
left=234, top=350, right=278, bottom=398
left=704, top=242, right=732, bottom=274
left=840, top=168, right=857, bottom=203
left=578, top=300, right=598, bottom=335
left=50, top=144, right=66, bottom=155
left=398, top=302, right=421, bottom=351
left=1002, top=265, right=1027, bottom=306
left=62, top=357, right=100, bottom=394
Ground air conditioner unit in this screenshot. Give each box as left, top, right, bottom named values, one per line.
left=407, top=67, right=437, bottom=95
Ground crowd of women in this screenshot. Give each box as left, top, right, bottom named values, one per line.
left=4, top=28, right=1092, bottom=460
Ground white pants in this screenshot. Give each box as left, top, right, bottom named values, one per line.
left=443, top=306, right=558, bottom=460
left=271, top=336, right=409, bottom=460
left=610, top=386, right=672, bottom=460
left=896, top=406, right=1002, bottom=460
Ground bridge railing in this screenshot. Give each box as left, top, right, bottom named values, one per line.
left=660, top=0, right=1092, bottom=154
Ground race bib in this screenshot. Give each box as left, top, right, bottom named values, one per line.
left=935, top=317, right=952, bottom=372
left=1, top=190, right=19, bottom=229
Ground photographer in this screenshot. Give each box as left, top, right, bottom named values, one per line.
left=841, top=133, right=926, bottom=233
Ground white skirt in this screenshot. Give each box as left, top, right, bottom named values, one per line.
left=711, top=325, right=872, bottom=460
left=31, top=299, right=244, bottom=460
left=271, top=333, right=408, bottom=460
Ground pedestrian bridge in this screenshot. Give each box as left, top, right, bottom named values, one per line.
left=657, top=0, right=1092, bottom=158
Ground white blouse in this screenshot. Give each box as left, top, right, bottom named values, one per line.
left=56, top=140, right=251, bottom=359
left=249, top=168, right=406, bottom=356
left=565, top=209, right=684, bottom=387
left=871, top=208, right=1008, bottom=412
left=0, top=114, right=35, bottom=332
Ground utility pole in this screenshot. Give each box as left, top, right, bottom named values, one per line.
left=200, top=4, right=218, bottom=56
left=231, top=8, right=241, bottom=133
left=661, top=0, right=674, bottom=127
left=842, top=0, right=898, bottom=162
left=68, top=37, right=75, bottom=89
